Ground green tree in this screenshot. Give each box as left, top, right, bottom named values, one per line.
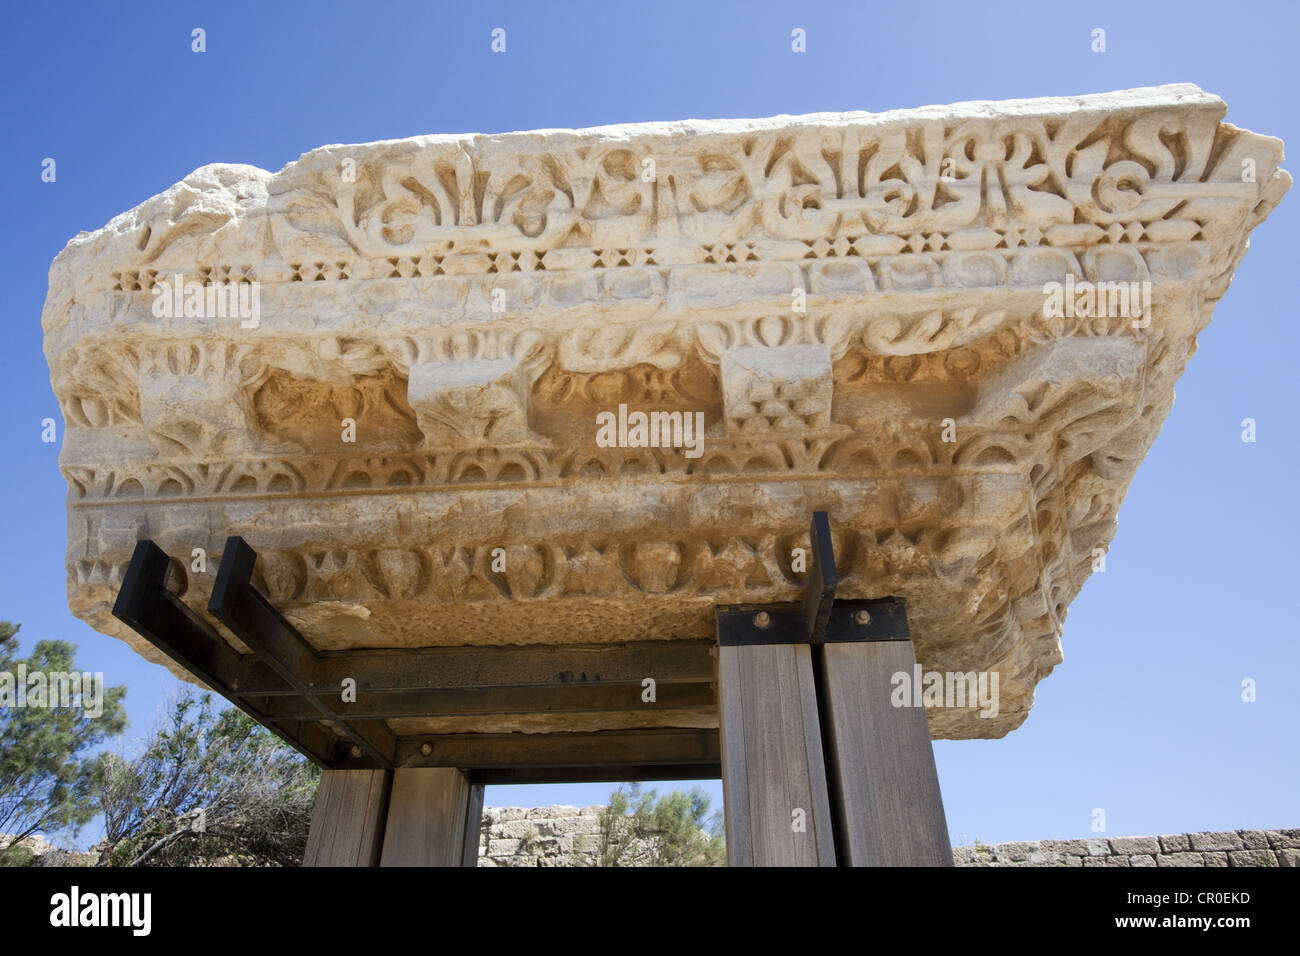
left=95, top=688, right=319, bottom=866
left=595, top=783, right=725, bottom=866
left=0, top=620, right=127, bottom=863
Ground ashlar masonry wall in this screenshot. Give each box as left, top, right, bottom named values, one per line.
left=475, top=809, right=1300, bottom=868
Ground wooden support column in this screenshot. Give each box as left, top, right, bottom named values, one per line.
left=818, top=640, right=952, bottom=866
left=303, top=769, right=391, bottom=867
left=717, top=511, right=952, bottom=867
left=380, top=768, right=483, bottom=867
left=718, top=642, right=837, bottom=866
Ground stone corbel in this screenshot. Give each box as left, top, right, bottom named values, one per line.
left=696, top=315, right=853, bottom=434
left=719, top=345, right=833, bottom=433
left=390, top=329, right=549, bottom=447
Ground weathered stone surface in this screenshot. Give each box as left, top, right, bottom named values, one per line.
left=1110, top=836, right=1160, bottom=855
left=1159, top=833, right=1192, bottom=853
left=1227, top=849, right=1275, bottom=866
left=43, top=85, right=1288, bottom=739
left=1190, top=831, right=1245, bottom=851
left=475, top=809, right=1300, bottom=868
left=1239, top=829, right=1272, bottom=850
left=1267, top=829, right=1300, bottom=850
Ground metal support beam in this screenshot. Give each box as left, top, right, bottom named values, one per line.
left=246, top=681, right=714, bottom=722
left=222, top=639, right=716, bottom=696
left=397, top=727, right=719, bottom=772
left=112, top=539, right=345, bottom=766
left=209, top=536, right=398, bottom=769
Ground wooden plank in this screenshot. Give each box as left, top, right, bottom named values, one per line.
left=818, top=641, right=952, bottom=866
left=380, top=768, right=476, bottom=867
left=303, top=769, right=392, bottom=866
left=302, top=770, right=338, bottom=866
left=358, top=769, right=392, bottom=865
left=461, top=784, right=485, bottom=868
left=717, top=640, right=752, bottom=866
left=718, top=643, right=836, bottom=866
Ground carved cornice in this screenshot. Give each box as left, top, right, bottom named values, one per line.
left=43, top=85, right=1289, bottom=739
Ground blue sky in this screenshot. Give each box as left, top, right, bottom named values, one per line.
left=2, top=0, right=1297, bottom=849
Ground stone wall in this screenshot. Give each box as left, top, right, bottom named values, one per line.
left=475, top=811, right=1300, bottom=867
left=477, top=806, right=610, bottom=867
left=953, top=830, right=1300, bottom=867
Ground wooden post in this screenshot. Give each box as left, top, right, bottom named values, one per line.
left=462, top=780, right=486, bottom=866
left=380, top=768, right=482, bottom=867
left=718, top=642, right=836, bottom=866
left=818, top=640, right=952, bottom=866
left=303, top=769, right=391, bottom=867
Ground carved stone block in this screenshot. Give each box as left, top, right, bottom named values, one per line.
left=41, top=84, right=1289, bottom=738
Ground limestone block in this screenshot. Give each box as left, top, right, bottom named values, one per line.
left=1109, top=836, right=1160, bottom=855
left=1238, top=830, right=1271, bottom=849
left=1226, top=850, right=1275, bottom=866
left=1190, top=831, right=1244, bottom=851
left=1268, top=830, right=1300, bottom=850
left=41, top=84, right=1288, bottom=740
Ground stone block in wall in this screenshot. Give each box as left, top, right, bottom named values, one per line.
left=998, top=841, right=1038, bottom=862
left=529, top=805, right=579, bottom=820
left=1190, top=831, right=1244, bottom=851
left=1157, top=852, right=1204, bottom=866
left=1110, top=836, right=1160, bottom=855
left=1268, top=830, right=1300, bottom=850
left=1158, top=834, right=1191, bottom=853
left=1276, top=849, right=1300, bottom=867
left=1085, top=838, right=1111, bottom=856
left=1202, top=851, right=1229, bottom=866
left=1227, top=850, right=1276, bottom=866
left=1041, top=839, right=1090, bottom=857
left=1238, top=830, right=1271, bottom=849
left=1129, top=854, right=1157, bottom=867
left=494, top=819, right=539, bottom=840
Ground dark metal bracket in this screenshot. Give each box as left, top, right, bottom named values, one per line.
left=717, top=511, right=911, bottom=647
left=112, top=536, right=724, bottom=775
left=112, top=538, right=350, bottom=767
left=208, top=536, right=398, bottom=769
